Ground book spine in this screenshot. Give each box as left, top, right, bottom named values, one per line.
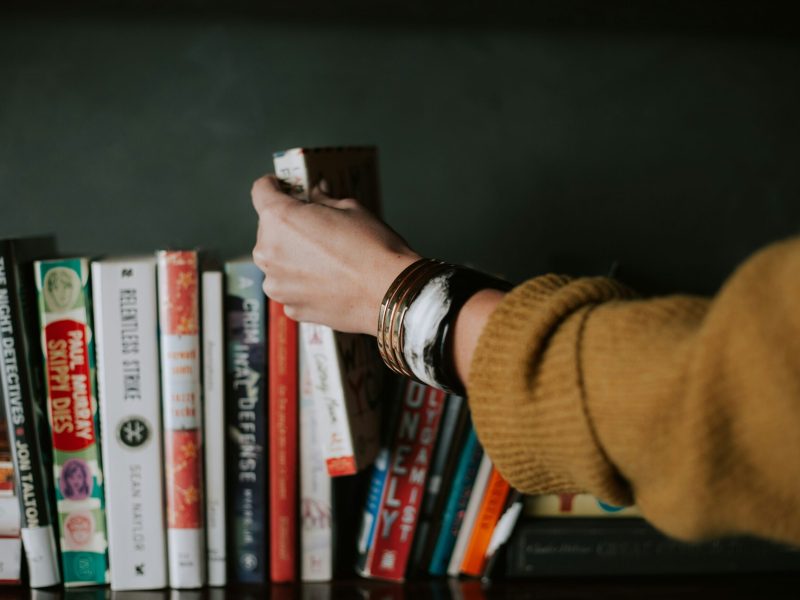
left=269, top=300, right=297, bottom=582
left=504, top=518, right=800, bottom=577
left=363, top=382, right=447, bottom=582
left=35, top=258, right=109, bottom=586
left=447, top=453, right=493, bottom=577
left=429, top=425, right=483, bottom=576
left=409, top=394, right=466, bottom=573
left=92, top=258, right=168, bottom=590
left=355, top=448, right=390, bottom=575
left=299, top=323, right=357, bottom=476
left=0, top=244, right=61, bottom=588
left=224, top=262, right=268, bottom=584
left=459, top=467, right=511, bottom=576
left=0, top=393, right=23, bottom=586
left=299, top=344, right=332, bottom=582
left=201, top=271, right=226, bottom=586
left=157, top=250, right=205, bottom=589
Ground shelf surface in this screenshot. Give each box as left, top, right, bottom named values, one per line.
left=2, top=575, right=800, bottom=599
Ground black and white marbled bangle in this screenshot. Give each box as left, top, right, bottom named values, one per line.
left=399, top=265, right=512, bottom=395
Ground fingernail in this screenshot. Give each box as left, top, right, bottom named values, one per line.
left=318, top=178, right=331, bottom=194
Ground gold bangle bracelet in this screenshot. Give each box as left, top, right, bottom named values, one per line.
left=377, top=258, right=433, bottom=373
left=389, top=260, right=449, bottom=375
left=383, top=260, right=443, bottom=376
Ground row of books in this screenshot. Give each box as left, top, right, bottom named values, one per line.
left=0, top=238, right=522, bottom=590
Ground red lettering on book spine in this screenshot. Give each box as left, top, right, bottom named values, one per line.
left=44, top=319, right=95, bottom=452
left=269, top=301, right=297, bottom=582
left=366, top=383, right=446, bottom=582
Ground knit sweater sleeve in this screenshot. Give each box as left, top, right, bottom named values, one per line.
left=468, top=237, right=800, bottom=545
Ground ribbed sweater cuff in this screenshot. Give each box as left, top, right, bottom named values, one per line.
left=468, top=275, right=633, bottom=505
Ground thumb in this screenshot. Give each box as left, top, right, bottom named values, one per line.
left=251, top=174, right=294, bottom=215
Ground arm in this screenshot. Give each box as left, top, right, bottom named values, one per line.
left=251, top=176, right=800, bottom=545
left=469, top=238, right=800, bottom=545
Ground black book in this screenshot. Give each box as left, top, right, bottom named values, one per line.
left=504, top=517, right=800, bottom=577
left=408, top=394, right=469, bottom=576
left=0, top=236, right=61, bottom=587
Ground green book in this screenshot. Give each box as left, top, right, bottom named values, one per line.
left=34, top=257, right=109, bottom=586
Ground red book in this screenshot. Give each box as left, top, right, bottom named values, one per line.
left=269, top=301, right=298, bottom=582
left=157, top=250, right=205, bottom=588
left=362, top=381, right=447, bottom=582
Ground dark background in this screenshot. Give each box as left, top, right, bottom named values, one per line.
left=2, top=2, right=799, bottom=296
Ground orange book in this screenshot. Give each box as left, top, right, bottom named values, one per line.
left=459, top=467, right=511, bottom=576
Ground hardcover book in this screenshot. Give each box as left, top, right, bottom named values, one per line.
left=201, top=269, right=228, bottom=587
left=92, top=256, right=168, bottom=590
left=157, top=250, right=205, bottom=588
left=429, top=423, right=483, bottom=577
left=459, top=466, right=510, bottom=577
left=0, top=403, right=22, bottom=585
left=447, top=454, right=493, bottom=577
left=274, top=147, right=384, bottom=477
left=224, top=260, right=267, bottom=584
left=504, top=517, right=800, bottom=577
left=202, top=269, right=226, bottom=587
left=359, top=381, right=447, bottom=582
left=34, top=257, right=109, bottom=586
left=268, top=300, right=297, bottom=582
left=299, top=344, right=332, bottom=581
left=0, top=237, right=61, bottom=588
left=409, top=394, right=468, bottom=574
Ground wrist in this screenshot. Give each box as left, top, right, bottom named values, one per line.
left=376, top=259, right=512, bottom=395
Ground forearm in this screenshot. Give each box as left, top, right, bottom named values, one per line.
left=468, top=238, right=800, bottom=545
left=452, top=288, right=507, bottom=386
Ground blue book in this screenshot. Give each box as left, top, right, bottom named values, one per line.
left=355, top=447, right=390, bottom=573
left=224, top=260, right=268, bottom=584
left=429, top=425, right=484, bottom=576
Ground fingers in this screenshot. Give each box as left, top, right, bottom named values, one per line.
left=251, top=174, right=295, bottom=215
left=309, top=181, right=360, bottom=210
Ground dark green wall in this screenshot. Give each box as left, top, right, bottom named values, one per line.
left=2, top=14, right=799, bottom=295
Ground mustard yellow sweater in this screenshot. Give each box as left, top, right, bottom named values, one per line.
left=469, top=237, right=800, bottom=545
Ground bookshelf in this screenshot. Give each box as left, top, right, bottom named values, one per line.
left=2, top=2, right=800, bottom=594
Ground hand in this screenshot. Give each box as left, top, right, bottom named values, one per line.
left=251, top=175, right=421, bottom=335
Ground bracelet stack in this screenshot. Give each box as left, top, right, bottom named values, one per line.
left=377, top=258, right=512, bottom=395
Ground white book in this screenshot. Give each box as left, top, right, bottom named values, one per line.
left=299, top=324, right=382, bottom=477
left=156, top=250, right=206, bottom=589
left=274, top=147, right=383, bottom=477
left=299, top=345, right=333, bottom=582
left=447, top=453, right=493, bottom=577
left=0, top=496, right=21, bottom=584
left=92, top=257, right=168, bottom=591
left=201, top=271, right=226, bottom=587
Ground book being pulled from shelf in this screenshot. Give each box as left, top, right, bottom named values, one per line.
left=274, top=147, right=384, bottom=478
